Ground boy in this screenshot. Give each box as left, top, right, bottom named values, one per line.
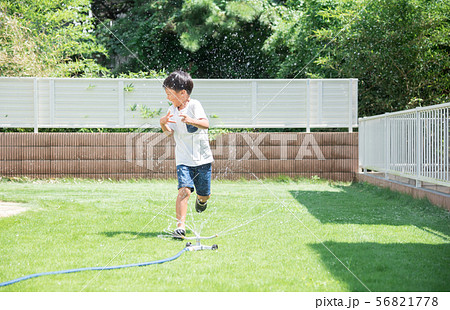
left=159, top=70, right=214, bottom=239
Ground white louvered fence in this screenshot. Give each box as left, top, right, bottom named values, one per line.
left=0, top=77, right=358, bottom=131
left=359, top=103, right=450, bottom=187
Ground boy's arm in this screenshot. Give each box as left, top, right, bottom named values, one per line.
left=160, top=111, right=175, bottom=136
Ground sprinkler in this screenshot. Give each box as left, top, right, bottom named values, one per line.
left=182, top=233, right=218, bottom=251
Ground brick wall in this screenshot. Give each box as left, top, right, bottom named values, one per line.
left=0, top=132, right=358, bottom=181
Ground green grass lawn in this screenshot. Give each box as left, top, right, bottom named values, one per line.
left=0, top=177, right=448, bottom=292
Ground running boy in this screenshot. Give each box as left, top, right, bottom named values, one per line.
left=159, top=70, right=214, bottom=238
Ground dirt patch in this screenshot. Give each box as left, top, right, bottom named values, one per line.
left=0, top=202, right=28, bottom=218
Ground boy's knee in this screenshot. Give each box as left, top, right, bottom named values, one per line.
left=178, top=187, right=192, bottom=199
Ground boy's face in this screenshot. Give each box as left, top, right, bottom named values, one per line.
left=165, top=88, right=189, bottom=108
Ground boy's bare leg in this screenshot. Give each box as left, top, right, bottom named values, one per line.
left=176, top=187, right=191, bottom=229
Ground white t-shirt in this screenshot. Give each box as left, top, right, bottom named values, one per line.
left=167, top=99, right=214, bottom=167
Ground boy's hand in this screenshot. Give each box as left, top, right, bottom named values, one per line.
left=179, top=113, right=210, bottom=129
left=160, top=111, right=175, bottom=125
left=179, top=113, right=194, bottom=125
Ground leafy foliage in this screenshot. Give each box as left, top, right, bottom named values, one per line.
left=0, top=0, right=109, bottom=77
left=340, top=0, right=450, bottom=115
left=264, top=0, right=450, bottom=115
left=95, top=0, right=277, bottom=78
left=0, top=6, right=45, bottom=76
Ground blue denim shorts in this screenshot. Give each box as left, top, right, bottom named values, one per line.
left=177, top=163, right=212, bottom=196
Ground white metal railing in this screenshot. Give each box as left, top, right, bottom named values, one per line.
left=0, top=77, right=358, bottom=131
left=359, top=103, right=450, bottom=187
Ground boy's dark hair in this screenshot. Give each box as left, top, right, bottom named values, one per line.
left=163, top=70, right=194, bottom=95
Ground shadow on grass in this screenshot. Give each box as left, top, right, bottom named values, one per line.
left=309, top=242, right=450, bottom=292
left=101, top=231, right=163, bottom=238
left=290, top=182, right=450, bottom=291
left=100, top=230, right=193, bottom=239
left=289, top=183, right=450, bottom=237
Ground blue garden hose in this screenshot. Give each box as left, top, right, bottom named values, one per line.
left=0, top=247, right=188, bottom=288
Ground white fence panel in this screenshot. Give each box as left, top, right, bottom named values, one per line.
left=194, top=79, right=253, bottom=127
left=0, top=77, right=358, bottom=130
left=0, top=78, right=35, bottom=127
left=54, top=78, right=119, bottom=126
left=359, top=103, right=450, bottom=187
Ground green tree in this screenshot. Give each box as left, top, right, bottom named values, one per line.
left=94, top=0, right=186, bottom=74
left=263, top=0, right=347, bottom=79
left=333, top=0, right=450, bottom=115
left=0, top=5, right=45, bottom=76
left=1, top=0, right=108, bottom=77
left=264, top=0, right=449, bottom=116
left=94, top=0, right=278, bottom=78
